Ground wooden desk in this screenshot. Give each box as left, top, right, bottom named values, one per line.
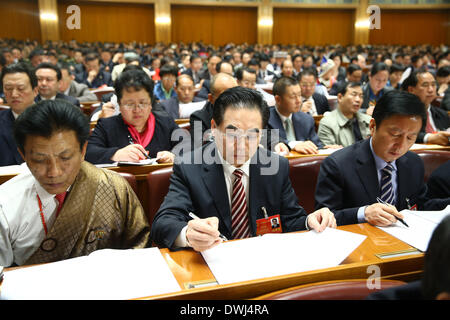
left=138, top=223, right=423, bottom=300
left=285, top=143, right=450, bottom=160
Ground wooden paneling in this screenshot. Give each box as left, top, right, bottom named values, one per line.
left=369, top=10, right=450, bottom=46
left=57, top=0, right=155, bottom=44
left=171, top=5, right=257, bottom=46
left=273, top=8, right=354, bottom=46
left=0, top=0, right=41, bottom=42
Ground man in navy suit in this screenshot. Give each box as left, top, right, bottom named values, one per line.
left=151, top=87, right=336, bottom=251
left=34, top=63, right=80, bottom=107
left=402, top=70, right=450, bottom=146
left=268, top=77, right=337, bottom=155
left=298, top=67, right=330, bottom=116
left=315, top=90, right=445, bottom=226
left=0, top=62, right=38, bottom=166
left=158, top=74, right=205, bottom=119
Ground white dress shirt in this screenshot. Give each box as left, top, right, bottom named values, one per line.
left=0, top=169, right=62, bottom=266
left=174, top=148, right=251, bottom=248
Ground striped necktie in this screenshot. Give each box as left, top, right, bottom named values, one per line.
left=231, top=169, right=251, bottom=239
left=380, top=163, right=395, bottom=204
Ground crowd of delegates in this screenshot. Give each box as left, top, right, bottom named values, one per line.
left=0, top=39, right=449, bottom=299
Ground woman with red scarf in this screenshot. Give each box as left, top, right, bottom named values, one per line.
left=85, top=69, right=181, bottom=164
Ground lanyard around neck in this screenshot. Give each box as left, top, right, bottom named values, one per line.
left=36, top=194, right=49, bottom=235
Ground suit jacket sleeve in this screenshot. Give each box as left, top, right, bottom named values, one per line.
left=150, top=162, right=194, bottom=249
left=85, top=118, right=121, bottom=164
left=315, top=156, right=359, bottom=225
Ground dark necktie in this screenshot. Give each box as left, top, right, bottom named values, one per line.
left=351, top=118, right=363, bottom=142
left=380, top=164, right=395, bottom=204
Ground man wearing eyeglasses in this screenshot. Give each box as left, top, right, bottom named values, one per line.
left=401, top=70, right=450, bottom=146
left=151, top=86, right=336, bottom=251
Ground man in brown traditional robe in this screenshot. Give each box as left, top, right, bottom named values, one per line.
left=0, top=99, right=150, bottom=267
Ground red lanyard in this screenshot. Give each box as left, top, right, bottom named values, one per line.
left=36, top=194, right=49, bottom=235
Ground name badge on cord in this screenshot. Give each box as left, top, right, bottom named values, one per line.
left=256, top=207, right=282, bottom=236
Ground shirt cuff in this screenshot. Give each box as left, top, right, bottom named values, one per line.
left=174, top=225, right=190, bottom=248
left=423, top=133, right=430, bottom=144
left=357, top=206, right=367, bottom=223
left=288, top=141, right=303, bottom=149
left=305, top=215, right=311, bottom=230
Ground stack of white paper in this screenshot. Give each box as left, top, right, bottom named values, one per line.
left=201, top=228, right=366, bottom=285
left=0, top=248, right=181, bottom=300
left=377, top=206, right=450, bottom=252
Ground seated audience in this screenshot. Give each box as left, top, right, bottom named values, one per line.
left=153, top=64, right=178, bottom=103
left=158, top=74, right=205, bottom=119
left=75, top=53, right=113, bottom=89
left=386, top=63, right=405, bottom=90
left=0, top=62, right=38, bottom=166
left=34, top=62, right=80, bottom=107
left=299, top=67, right=330, bottom=116
left=58, top=62, right=97, bottom=102
left=329, top=63, right=362, bottom=96
left=268, top=77, right=324, bottom=154
left=151, top=86, right=336, bottom=251
left=402, top=70, right=450, bottom=146
left=315, top=90, right=446, bottom=226
left=318, top=82, right=371, bottom=147
left=361, top=62, right=391, bottom=115
left=85, top=68, right=180, bottom=164
left=0, top=99, right=150, bottom=267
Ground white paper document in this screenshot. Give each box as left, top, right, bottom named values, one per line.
left=201, top=228, right=366, bottom=285
left=0, top=248, right=181, bottom=300
left=377, top=206, right=450, bottom=252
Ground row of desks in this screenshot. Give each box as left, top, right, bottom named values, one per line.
left=3, top=223, right=422, bottom=300
left=143, top=223, right=423, bottom=300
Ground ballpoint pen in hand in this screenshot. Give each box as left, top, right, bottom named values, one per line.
left=188, top=212, right=228, bottom=241
left=376, top=197, right=409, bottom=227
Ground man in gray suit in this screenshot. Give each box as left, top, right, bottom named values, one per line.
left=59, top=63, right=97, bottom=102
left=318, top=82, right=371, bottom=147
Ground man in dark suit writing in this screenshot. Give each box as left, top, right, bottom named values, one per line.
left=315, top=90, right=445, bottom=226
left=151, top=87, right=336, bottom=251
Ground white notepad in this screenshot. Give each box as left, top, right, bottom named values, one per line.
left=201, top=228, right=366, bottom=285
left=377, top=205, right=450, bottom=252
left=0, top=248, right=181, bottom=300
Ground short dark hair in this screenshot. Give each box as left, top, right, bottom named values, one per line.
left=298, top=67, right=318, bottom=81
left=35, top=62, right=62, bottom=81
left=159, top=64, right=178, bottom=78
left=436, top=66, right=450, bottom=78
left=1, top=62, right=38, bottom=89
left=372, top=90, right=426, bottom=131
left=370, top=62, right=389, bottom=76
left=336, top=81, right=362, bottom=96
left=84, top=53, right=100, bottom=64
left=347, top=63, right=362, bottom=75
left=422, top=215, right=450, bottom=299
left=212, top=86, right=269, bottom=128
left=389, top=63, right=406, bottom=74
left=273, top=76, right=298, bottom=97
left=401, top=70, right=434, bottom=91
left=14, top=99, right=89, bottom=154
left=114, top=68, right=154, bottom=102
left=235, top=67, right=256, bottom=81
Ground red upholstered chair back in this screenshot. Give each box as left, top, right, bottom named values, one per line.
left=416, top=150, right=450, bottom=182
left=117, top=172, right=138, bottom=195
left=254, top=279, right=406, bottom=300
left=146, top=167, right=173, bottom=228
left=288, top=156, right=327, bottom=213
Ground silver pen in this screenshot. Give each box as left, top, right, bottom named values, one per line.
left=376, top=197, right=409, bottom=227
left=188, top=212, right=228, bottom=241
